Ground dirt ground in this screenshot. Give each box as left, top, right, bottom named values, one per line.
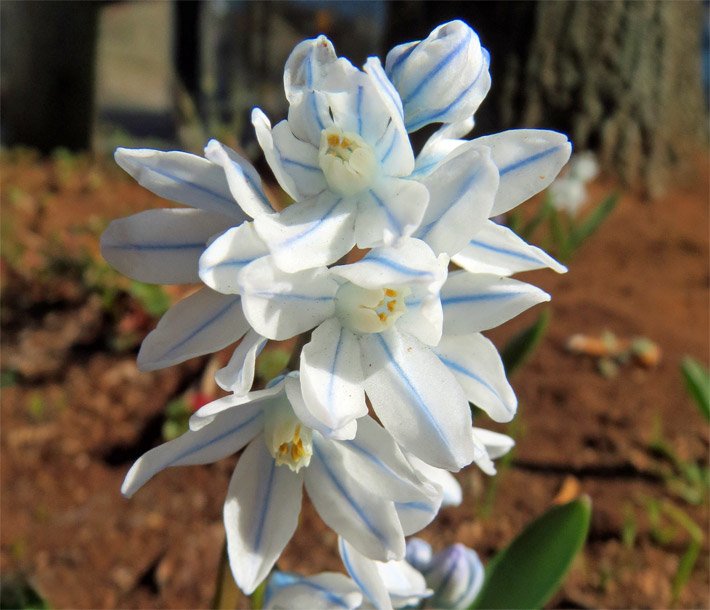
left=1, top=149, right=708, bottom=609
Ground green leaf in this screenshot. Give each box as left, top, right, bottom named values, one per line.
left=569, top=193, right=618, bottom=250
left=501, top=309, right=550, bottom=376
left=128, top=281, right=171, bottom=317
left=471, top=497, right=591, bottom=610
left=680, top=356, right=710, bottom=421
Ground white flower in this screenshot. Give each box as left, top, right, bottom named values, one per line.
left=549, top=151, right=599, bottom=217
left=205, top=236, right=547, bottom=471
left=408, top=540, right=485, bottom=609
left=121, top=374, right=441, bottom=594
left=100, top=144, right=274, bottom=377
left=250, top=36, right=430, bottom=272
left=263, top=539, right=432, bottom=610
left=339, top=538, right=432, bottom=610
left=385, top=20, right=491, bottom=132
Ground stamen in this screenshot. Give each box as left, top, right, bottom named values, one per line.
left=385, top=288, right=397, bottom=297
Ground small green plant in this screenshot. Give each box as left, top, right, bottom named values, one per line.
left=680, top=356, right=710, bottom=421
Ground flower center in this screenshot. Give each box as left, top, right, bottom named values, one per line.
left=264, top=402, right=313, bottom=472
left=335, top=283, right=410, bottom=334
left=318, top=127, right=378, bottom=196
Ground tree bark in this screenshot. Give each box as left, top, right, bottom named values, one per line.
left=386, top=0, right=705, bottom=197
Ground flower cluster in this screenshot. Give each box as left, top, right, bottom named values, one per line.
left=102, top=19, right=571, bottom=605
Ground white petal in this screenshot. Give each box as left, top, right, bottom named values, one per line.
left=452, top=219, right=567, bottom=276
left=252, top=109, right=301, bottom=200
left=395, top=494, right=443, bottom=536
left=413, top=117, right=474, bottom=177
left=426, top=544, right=485, bottom=609
left=337, top=416, right=437, bottom=502
left=299, top=319, right=367, bottom=435
left=354, top=178, right=429, bottom=248
left=225, top=435, right=303, bottom=594
left=287, top=88, right=338, bottom=148
left=254, top=192, right=357, bottom=273
left=204, top=139, right=274, bottom=218
left=332, top=238, right=446, bottom=291
left=385, top=21, right=490, bottom=132
left=473, top=427, right=515, bottom=460
left=359, top=330, right=475, bottom=471
left=306, top=436, right=405, bottom=562
left=415, top=143, right=499, bottom=256
left=199, top=222, right=270, bottom=294
left=216, top=330, right=268, bottom=394
left=264, top=572, right=362, bottom=610
left=339, top=538, right=393, bottom=610
left=406, top=454, right=462, bottom=507
left=137, top=288, right=249, bottom=370
left=238, top=258, right=338, bottom=340
left=101, top=208, right=232, bottom=284
left=114, top=148, right=246, bottom=220
left=376, top=560, right=431, bottom=608
left=190, top=383, right=287, bottom=430
left=434, top=333, right=517, bottom=423
left=283, top=35, right=338, bottom=103
left=471, top=129, right=572, bottom=216
left=270, top=121, right=328, bottom=199
left=441, top=271, right=550, bottom=334
left=362, top=58, right=413, bottom=177
left=397, top=289, right=443, bottom=347
left=121, top=402, right=263, bottom=497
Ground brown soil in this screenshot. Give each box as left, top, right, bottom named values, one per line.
left=1, top=150, right=708, bottom=609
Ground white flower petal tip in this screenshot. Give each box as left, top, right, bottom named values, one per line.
left=473, top=130, right=572, bottom=216
left=215, top=330, right=268, bottom=395
left=113, top=147, right=246, bottom=220
left=100, top=208, right=232, bottom=285
left=453, top=220, right=567, bottom=276
left=434, top=333, right=517, bottom=423
left=203, top=139, right=273, bottom=218
left=405, top=538, right=433, bottom=572
left=425, top=544, right=484, bottom=609
left=386, top=20, right=491, bottom=132
left=441, top=272, right=550, bottom=335
left=136, top=289, right=249, bottom=371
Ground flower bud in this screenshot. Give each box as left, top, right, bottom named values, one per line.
left=385, top=20, right=491, bottom=132
left=405, top=537, right=433, bottom=572
left=424, top=544, right=484, bottom=609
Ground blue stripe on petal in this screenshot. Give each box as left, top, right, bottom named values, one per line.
left=374, top=334, right=450, bottom=451
left=362, top=254, right=433, bottom=278
left=165, top=410, right=262, bottom=468
left=441, top=292, right=524, bottom=306
left=499, top=145, right=566, bottom=177
left=437, top=355, right=505, bottom=408
left=356, top=86, right=364, bottom=135
left=339, top=539, right=378, bottom=607
left=326, top=329, right=345, bottom=411
left=131, top=159, right=237, bottom=212
left=405, top=58, right=485, bottom=131
left=201, top=256, right=259, bottom=275
left=280, top=197, right=344, bottom=247
left=253, top=292, right=334, bottom=303
left=230, top=160, right=275, bottom=211
left=401, top=29, right=472, bottom=106
left=163, top=297, right=243, bottom=360
left=395, top=500, right=432, bottom=513
left=379, top=127, right=398, bottom=164
left=313, top=444, right=389, bottom=546
left=253, top=457, right=276, bottom=550
left=387, top=44, right=417, bottom=81
left=467, top=238, right=542, bottom=265
left=368, top=189, right=401, bottom=233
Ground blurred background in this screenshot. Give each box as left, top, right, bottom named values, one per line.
left=1, top=1, right=708, bottom=608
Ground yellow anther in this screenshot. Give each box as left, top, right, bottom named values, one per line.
left=341, top=137, right=352, bottom=148
left=279, top=443, right=289, bottom=455
left=327, top=134, right=340, bottom=147
left=387, top=301, right=396, bottom=312
left=385, top=288, right=397, bottom=297
left=378, top=312, right=388, bottom=322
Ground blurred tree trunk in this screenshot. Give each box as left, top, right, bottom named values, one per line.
left=386, top=0, right=705, bottom=197
left=1, top=1, right=100, bottom=153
